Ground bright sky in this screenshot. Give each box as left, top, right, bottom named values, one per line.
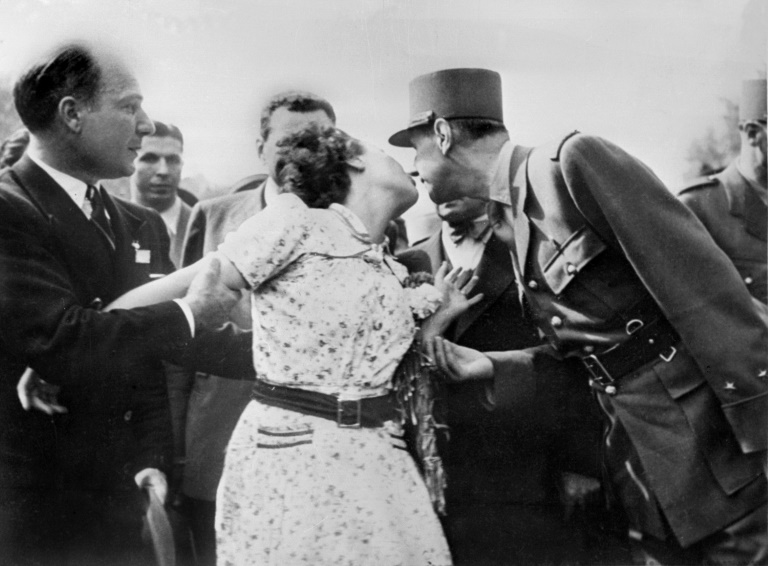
left=0, top=0, right=764, bottom=240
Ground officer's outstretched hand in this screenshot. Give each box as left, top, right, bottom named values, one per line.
left=430, top=336, right=494, bottom=382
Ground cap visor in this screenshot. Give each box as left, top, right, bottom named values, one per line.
left=388, top=128, right=412, bottom=147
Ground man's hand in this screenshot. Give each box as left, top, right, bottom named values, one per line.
left=136, top=468, right=169, bottom=505
left=183, top=256, right=240, bottom=332
left=559, top=472, right=601, bottom=520
left=17, top=367, right=68, bottom=415
left=429, top=336, right=494, bottom=382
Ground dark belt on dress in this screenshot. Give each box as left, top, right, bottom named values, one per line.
left=581, top=304, right=679, bottom=394
left=251, top=378, right=397, bottom=429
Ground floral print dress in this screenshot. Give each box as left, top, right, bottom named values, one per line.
left=215, top=193, right=452, bottom=566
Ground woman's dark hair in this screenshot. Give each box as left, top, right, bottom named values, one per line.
left=275, top=125, right=363, bottom=209
left=13, top=43, right=102, bottom=133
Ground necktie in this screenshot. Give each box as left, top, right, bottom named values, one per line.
left=85, top=185, right=116, bottom=251
left=448, top=218, right=490, bottom=244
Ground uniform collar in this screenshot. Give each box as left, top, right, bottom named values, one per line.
left=488, top=140, right=515, bottom=206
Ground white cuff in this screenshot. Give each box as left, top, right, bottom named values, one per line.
left=173, top=298, right=195, bottom=338
left=134, top=467, right=163, bottom=488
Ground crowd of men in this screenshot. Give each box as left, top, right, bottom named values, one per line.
left=0, top=38, right=765, bottom=566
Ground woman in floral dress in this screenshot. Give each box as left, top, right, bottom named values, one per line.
left=108, top=126, right=479, bottom=565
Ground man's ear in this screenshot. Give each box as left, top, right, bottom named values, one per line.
left=433, top=118, right=453, bottom=156
left=346, top=155, right=365, bottom=172
left=58, top=96, right=84, bottom=133
left=743, top=121, right=765, bottom=146
left=256, top=137, right=266, bottom=160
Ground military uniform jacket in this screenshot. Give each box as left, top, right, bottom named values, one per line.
left=678, top=162, right=767, bottom=304
left=490, top=133, right=767, bottom=546
left=0, top=154, right=190, bottom=492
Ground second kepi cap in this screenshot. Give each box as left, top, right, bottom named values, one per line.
left=740, top=79, right=767, bottom=122
left=389, top=68, right=503, bottom=147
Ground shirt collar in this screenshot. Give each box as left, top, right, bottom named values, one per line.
left=159, top=197, right=182, bottom=235
left=488, top=140, right=514, bottom=206
left=26, top=147, right=91, bottom=212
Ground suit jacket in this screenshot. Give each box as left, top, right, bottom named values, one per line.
left=411, top=232, right=600, bottom=506
left=491, top=133, right=767, bottom=546
left=168, top=197, right=193, bottom=269
left=0, top=155, right=190, bottom=495
left=174, top=185, right=265, bottom=500
left=678, top=163, right=767, bottom=304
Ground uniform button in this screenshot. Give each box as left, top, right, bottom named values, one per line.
left=582, top=345, right=595, bottom=354
left=605, top=385, right=617, bottom=396
left=551, top=316, right=564, bottom=328
left=744, top=276, right=754, bottom=285
left=90, top=297, right=103, bottom=309
left=527, top=280, right=538, bottom=290
left=123, top=410, right=132, bottom=422
left=565, top=263, right=577, bottom=275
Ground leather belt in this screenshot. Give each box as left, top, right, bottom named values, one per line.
left=582, top=315, right=679, bottom=394
left=251, top=378, right=397, bottom=428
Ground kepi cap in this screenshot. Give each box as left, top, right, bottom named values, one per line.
left=389, top=68, right=504, bottom=147
left=739, top=79, right=767, bottom=122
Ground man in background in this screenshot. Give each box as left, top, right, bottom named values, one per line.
left=0, top=127, right=30, bottom=168
left=678, top=78, right=767, bottom=304
left=131, top=120, right=191, bottom=268
left=176, top=91, right=336, bottom=565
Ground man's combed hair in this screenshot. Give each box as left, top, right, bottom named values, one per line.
left=275, top=125, right=363, bottom=209
left=13, top=43, right=102, bottom=133
left=448, top=118, right=508, bottom=144
left=151, top=121, right=184, bottom=147
left=260, top=91, right=336, bottom=140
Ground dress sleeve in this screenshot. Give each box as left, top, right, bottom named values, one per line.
left=217, top=193, right=309, bottom=289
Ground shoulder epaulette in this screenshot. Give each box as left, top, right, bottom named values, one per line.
left=677, top=175, right=719, bottom=196
left=550, top=130, right=580, bottom=162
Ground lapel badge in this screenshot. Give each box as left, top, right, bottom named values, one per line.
left=133, top=241, right=150, bottom=264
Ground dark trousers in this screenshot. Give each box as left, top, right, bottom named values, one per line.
left=0, top=487, right=152, bottom=566
left=187, top=497, right=216, bottom=566
left=631, top=502, right=768, bottom=566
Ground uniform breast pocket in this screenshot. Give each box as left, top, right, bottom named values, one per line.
left=541, top=225, right=638, bottom=318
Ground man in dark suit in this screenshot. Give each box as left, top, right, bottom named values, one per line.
left=176, top=91, right=336, bottom=565
left=391, top=68, right=767, bottom=565
left=131, top=120, right=192, bottom=269
left=0, top=41, right=238, bottom=566
left=678, top=79, right=767, bottom=304
left=412, top=197, right=615, bottom=565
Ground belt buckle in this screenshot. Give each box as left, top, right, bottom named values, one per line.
left=337, top=398, right=362, bottom=428
left=583, top=354, right=614, bottom=386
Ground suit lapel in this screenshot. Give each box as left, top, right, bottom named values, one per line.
left=419, top=231, right=446, bottom=273
left=11, top=156, right=115, bottom=297
left=453, top=234, right=516, bottom=340
left=103, top=192, right=148, bottom=295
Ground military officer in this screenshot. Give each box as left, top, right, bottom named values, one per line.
left=678, top=79, right=767, bottom=304
left=390, top=68, right=768, bottom=565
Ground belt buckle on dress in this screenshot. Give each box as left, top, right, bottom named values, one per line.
left=337, top=398, right=362, bottom=428
left=583, top=354, right=614, bottom=386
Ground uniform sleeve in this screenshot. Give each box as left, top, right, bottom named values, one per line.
left=559, top=134, right=768, bottom=453
left=217, top=194, right=309, bottom=289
